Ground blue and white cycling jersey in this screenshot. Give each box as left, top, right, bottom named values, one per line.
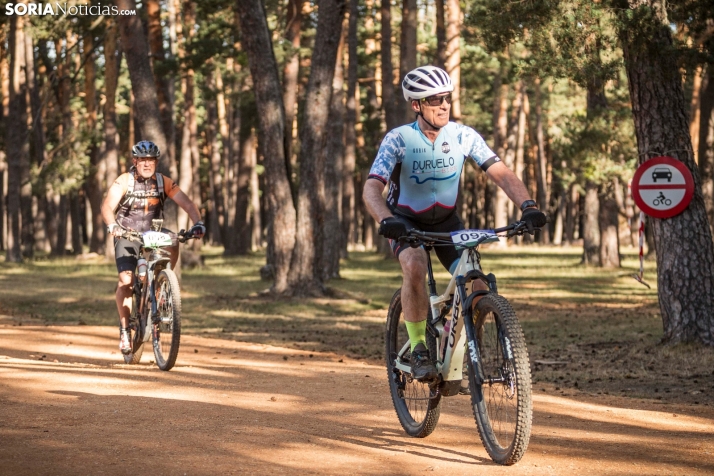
left=368, top=121, right=500, bottom=224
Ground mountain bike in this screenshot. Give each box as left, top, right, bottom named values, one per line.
left=119, top=219, right=198, bottom=371
left=385, top=221, right=535, bottom=465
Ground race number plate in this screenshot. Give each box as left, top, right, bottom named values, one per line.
left=450, top=229, right=499, bottom=247
left=142, top=231, right=173, bottom=248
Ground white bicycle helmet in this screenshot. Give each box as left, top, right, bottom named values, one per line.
left=402, top=66, right=454, bottom=102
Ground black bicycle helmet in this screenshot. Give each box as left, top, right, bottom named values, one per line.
left=131, top=140, right=161, bottom=158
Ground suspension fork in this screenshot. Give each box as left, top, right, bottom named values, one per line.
left=456, top=276, right=485, bottom=386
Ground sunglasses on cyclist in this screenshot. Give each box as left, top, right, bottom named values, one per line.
left=420, top=94, right=452, bottom=106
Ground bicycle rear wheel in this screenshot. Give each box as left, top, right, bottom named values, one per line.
left=123, top=287, right=144, bottom=364
left=468, top=294, right=532, bottom=465
left=385, top=288, right=441, bottom=438
left=152, top=269, right=181, bottom=371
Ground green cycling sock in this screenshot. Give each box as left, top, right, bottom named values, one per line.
left=405, top=320, right=427, bottom=351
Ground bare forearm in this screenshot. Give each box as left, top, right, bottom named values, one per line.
left=363, top=179, right=393, bottom=223
left=486, top=163, right=532, bottom=207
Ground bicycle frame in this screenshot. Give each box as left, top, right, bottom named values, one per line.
left=392, top=230, right=508, bottom=393
left=130, top=221, right=175, bottom=344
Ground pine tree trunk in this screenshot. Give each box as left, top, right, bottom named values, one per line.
left=287, top=0, right=347, bottom=295
left=492, top=59, right=509, bottom=232
left=532, top=77, right=550, bottom=244
left=690, top=65, right=703, bottom=163
left=322, top=23, right=347, bottom=281
left=104, top=20, right=120, bottom=259
left=0, top=35, right=7, bottom=252
left=399, top=0, right=417, bottom=124
left=236, top=0, right=297, bottom=293
left=116, top=0, right=169, bottom=175
left=598, top=180, right=620, bottom=267
left=435, top=0, right=446, bottom=68
left=619, top=0, right=714, bottom=344
left=582, top=182, right=600, bottom=264
left=25, top=24, right=49, bottom=254
left=282, top=0, right=303, bottom=186
left=82, top=34, right=105, bottom=254
left=342, top=0, right=359, bottom=254
left=380, top=0, right=398, bottom=131
left=234, top=123, right=255, bottom=255
left=444, top=0, right=461, bottom=121
left=5, top=13, right=28, bottom=262
left=699, top=66, right=714, bottom=234
left=176, top=1, right=196, bottom=233
left=69, top=191, right=82, bottom=254
left=250, top=146, right=262, bottom=250
left=223, top=60, right=242, bottom=256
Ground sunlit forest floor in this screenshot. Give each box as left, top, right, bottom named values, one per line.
left=1, top=245, right=712, bottom=407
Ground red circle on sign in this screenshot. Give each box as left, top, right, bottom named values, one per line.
left=631, top=156, right=694, bottom=219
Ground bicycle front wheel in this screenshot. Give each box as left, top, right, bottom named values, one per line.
left=468, top=294, right=532, bottom=465
left=152, top=269, right=181, bottom=371
left=385, top=288, right=441, bottom=438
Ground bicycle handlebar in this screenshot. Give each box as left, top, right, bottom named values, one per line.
left=402, top=220, right=539, bottom=246
left=116, top=227, right=198, bottom=244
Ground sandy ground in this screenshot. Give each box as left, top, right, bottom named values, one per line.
left=1, top=324, right=713, bottom=475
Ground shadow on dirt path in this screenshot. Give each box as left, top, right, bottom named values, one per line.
left=1, top=325, right=713, bottom=475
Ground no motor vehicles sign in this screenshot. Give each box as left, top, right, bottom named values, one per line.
left=631, top=156, right=694, bottom=219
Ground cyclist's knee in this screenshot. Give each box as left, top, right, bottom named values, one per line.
left=117, top=271, right=133, bottom=288
left=400, top=250, right=427, bottom=281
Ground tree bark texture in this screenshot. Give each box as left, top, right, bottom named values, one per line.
left=104, top=20, right=121, bottom=259
left=5, top=13, right=28, bottom=262
left=598, top=181, right=620, bottom=268
left=322, top=23, right=347, bottom=281
left=492, top=60, right=509, bottom=232
left=82, top=34, right=105, bottom=254
left=116, top=0, right=169, bottom=175
left=282, top=0, right=303, bottom=181
left=146, top=0, right=177, bottom=177
left=435, top=0, right=446, bottom=69
left=380, top=0, right=398, bottom=131
left=699, top=66, right=714, bottom=234
left=288, top=0, right=347, bottom=295
left=176, top=1, right=197, bottom=234
left=399, top=0, right=417, bottom=124
left=235, top=0, right=296, bottom=293
left=342, top=0, right=359, bottom=253
left=582, top=182, right=600, bottom=265
left=619, top=0, right=714, bottom=345
left=445, top=0, right=461, bottom=121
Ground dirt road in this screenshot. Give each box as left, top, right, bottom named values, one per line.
left=1, top=324, right=713, bottom=475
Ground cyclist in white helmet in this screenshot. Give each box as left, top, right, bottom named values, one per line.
left=363, top=66, right=546, bottom=381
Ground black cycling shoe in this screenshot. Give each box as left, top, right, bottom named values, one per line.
left=410, top=343, right=438, bottom=381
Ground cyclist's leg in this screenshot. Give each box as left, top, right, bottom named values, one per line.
left=397, top=247, right=429, bottom=334
left=115, top=238, right=140, bottom=328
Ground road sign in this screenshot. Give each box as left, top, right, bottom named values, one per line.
left=631, top=156, right=694, bottom=219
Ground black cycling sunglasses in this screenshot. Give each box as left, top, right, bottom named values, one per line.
left=421, top=94, right=452, bottom=106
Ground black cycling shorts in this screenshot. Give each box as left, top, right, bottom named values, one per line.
left=387, top=213, right=464, bottom=272
left=114, top=229, right=178, bottom=274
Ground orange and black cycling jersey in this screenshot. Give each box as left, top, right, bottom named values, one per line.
left=113, top=171, right=179, bottom=232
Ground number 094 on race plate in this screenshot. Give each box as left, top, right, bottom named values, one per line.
left=450, top=229, right=499, bottom=247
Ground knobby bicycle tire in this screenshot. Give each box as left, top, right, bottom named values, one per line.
left=152, top=269, right=182, bottom=371
left=468, top=294, right=532, bottom=465
left=123, top=289, right=144, bottom=364
left=385, top=288, right=441, bottom=438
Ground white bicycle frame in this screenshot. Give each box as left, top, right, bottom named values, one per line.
left=393, top=245, right=486, bottom=382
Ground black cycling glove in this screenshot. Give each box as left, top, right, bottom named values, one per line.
left=189, top=221, right=206, bottom=238
left=521, top=208, right=547, bottom=234
left=378, top=217, right=408, bottom=240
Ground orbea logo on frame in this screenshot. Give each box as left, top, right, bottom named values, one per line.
left=4, top=3, right=137, bottom=16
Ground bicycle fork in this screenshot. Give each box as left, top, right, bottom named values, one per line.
left=456, top=278, right=486, bottom=387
